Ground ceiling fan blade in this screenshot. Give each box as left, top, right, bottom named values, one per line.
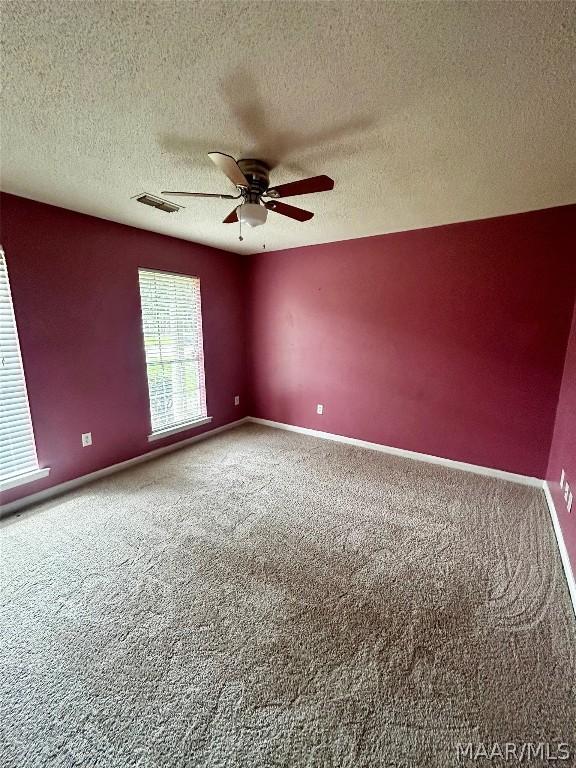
left=161, top=191, right=239, bottom=199
left=208, top=152, right=249, bottom=188
left=265, top=201, right=314, bottom=222
left=266, top=175, right=334, bottom=199
left=223, top=207, right=239, bottom=224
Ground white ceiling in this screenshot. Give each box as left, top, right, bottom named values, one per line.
left=1, top=1, right=575, bottom=255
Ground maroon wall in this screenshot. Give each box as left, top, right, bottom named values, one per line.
left=247, top=205, right=576, bottom=478
left=0, top=193, right=248, bottom=506
left=2, top=194, right=575, bottom=510
left=547, top=302, right=576, bottom=572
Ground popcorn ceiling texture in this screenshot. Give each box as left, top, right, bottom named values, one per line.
left=1, top=424, right=575, bottom=767
left=1, top=1, right=575, bottom=255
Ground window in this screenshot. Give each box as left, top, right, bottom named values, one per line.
left=0, top=247, right=49, bottom=491
left=138, top=269, right=209, bottom=440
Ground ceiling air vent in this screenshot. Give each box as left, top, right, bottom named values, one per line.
left=133, top=193, right=182, bottom=213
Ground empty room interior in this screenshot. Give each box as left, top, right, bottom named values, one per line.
left=1, top=2, right=576, bottom=766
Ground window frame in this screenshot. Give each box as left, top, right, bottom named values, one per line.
left=137, top=267, right=211, bottom=442
left=0, top=246, right=50, bottom=492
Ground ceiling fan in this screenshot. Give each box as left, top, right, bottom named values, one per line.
left=162, top=152, right=334, bottom=229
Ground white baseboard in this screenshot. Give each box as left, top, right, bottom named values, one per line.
left=543, top=482, right=576, bottom=618
left=247, top=417, right=543, bottom=488
left=0, top=417, right=249, bottom=518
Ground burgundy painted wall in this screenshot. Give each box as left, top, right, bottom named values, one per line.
left=547, top=302, right=576, bottom=572
left=0, top=193, right=248, bottom=506
left=247, top=205, right=576, bottom=478
left=2, top=194, right=574, bottom=510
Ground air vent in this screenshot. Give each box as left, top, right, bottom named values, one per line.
left=133, top=193, right=182, bottom=213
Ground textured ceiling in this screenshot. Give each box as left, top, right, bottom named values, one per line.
left=1, top=1, right=575, bottom=255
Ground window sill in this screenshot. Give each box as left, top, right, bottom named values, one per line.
left=0, top=467, right=51, bottom=493
left=148, top=416, right=213, bottom=443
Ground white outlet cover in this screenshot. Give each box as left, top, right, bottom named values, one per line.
left=234, top=395, right=240, bottom=406
left=81, top=432, right=92, bottom=447
left=316, top=404, right=324, bottom=415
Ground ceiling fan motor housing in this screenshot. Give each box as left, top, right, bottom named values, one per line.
left=237, top=159, right=270, bottom=202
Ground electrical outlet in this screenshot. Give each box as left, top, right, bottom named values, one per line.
left=81, top=432, right=92, bottom=447
left=234, top=395, right=240, bottom=406
left=560, top=470, right=572, bottom=512
left=316, top=404, right=324, bottom=415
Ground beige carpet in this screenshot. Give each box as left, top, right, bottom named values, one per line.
left=1, top=424, right=574, bottom=767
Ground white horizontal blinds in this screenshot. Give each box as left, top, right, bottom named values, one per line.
left=0, top=247, right=40, bottom=482
left=138, top=269, right=207, bottom=433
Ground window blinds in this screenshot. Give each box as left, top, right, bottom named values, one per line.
left=0, top=247, right=40, bottom=484
left=138, top=269, right=207, bottom=434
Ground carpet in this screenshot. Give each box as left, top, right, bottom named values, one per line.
left=1, top=423, right=574, bottom=767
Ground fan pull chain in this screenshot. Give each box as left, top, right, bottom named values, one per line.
left=238, top=216, right=243, bottom=242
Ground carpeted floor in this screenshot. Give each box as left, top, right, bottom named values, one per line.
left=1, top=423, right=574, bottom=767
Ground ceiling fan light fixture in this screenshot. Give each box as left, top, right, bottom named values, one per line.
left=238, top=202, right=267, bottom=228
